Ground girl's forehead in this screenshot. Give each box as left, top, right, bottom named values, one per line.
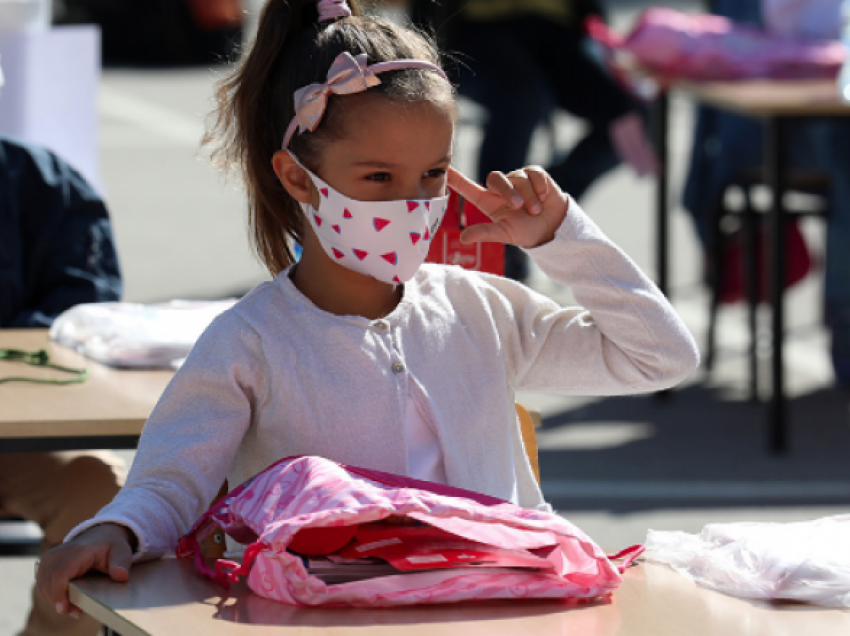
left=332, top=94, right=455, bottom=159
left=343, top=92, right=455, bottom=128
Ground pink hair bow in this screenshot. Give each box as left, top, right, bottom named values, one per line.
left=317, top=0, right=352, bottom=22
left=282, top=52, right=448, bottom=148
left=292, top=52, right=379, bottom=136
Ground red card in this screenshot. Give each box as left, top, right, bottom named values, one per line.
left=426, top=191, right=505, bottom=276
left=338, top=522, right=554, bottom=572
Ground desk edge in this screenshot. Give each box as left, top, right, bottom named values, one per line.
left=69, top=583, right=150, bottom=636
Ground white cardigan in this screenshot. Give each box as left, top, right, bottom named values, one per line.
left=68, top=201, right=699, bottom=559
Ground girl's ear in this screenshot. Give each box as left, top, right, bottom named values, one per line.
left=272, top=151, right=313, bottom=204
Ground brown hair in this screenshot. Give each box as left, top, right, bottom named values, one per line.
left=205, top=0, right=453, bottom=276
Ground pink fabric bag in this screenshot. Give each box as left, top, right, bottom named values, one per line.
left=177, top=455, right=641, bottom=607
left=586, top=7, right=846, bottom=81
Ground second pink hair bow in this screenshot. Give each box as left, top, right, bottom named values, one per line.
left=292, top=52, right=380, bottom=135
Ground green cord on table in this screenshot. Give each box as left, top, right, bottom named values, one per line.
left=0, top=348, right=89, bottom=385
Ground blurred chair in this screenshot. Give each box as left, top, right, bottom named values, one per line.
left=704, top=169, right=829, bottom=399
left=515, top=402, right=541, bottom=483
left=684, top=0, right=836, bottom=395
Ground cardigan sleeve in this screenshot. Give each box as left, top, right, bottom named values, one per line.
left=64, top=310, right=267, bottom=559
left=480, top=199, right=700, bottom=395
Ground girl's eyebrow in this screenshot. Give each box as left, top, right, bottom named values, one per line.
left=352, top=155, right=453, bottom=168
left=352, top=160, right=397, bottom=168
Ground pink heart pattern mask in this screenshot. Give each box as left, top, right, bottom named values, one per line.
left=294, top=158, right=449, bottom=284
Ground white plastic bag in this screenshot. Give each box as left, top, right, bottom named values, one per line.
left=49, top=299, right=237, bottom=368
left=645, top=515, right=850, bottom=607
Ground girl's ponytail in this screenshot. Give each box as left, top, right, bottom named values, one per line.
left=207, top=0, right=365, bottom=275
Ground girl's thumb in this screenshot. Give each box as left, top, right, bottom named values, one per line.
left=107, top=543, right=133, bottom=582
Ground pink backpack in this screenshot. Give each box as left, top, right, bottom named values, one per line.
left=586, top=7, right=846, bottom=81
left=177, top=455, right=642, bottom=607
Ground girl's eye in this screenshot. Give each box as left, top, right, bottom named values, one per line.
left=425, top=168, right=446, bottom=179
left=366, top=172, right=391, bottom=182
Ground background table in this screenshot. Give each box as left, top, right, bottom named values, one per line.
left=69, top=558, right=850, bottom=636
left=652, top=78, right=850, bottom=454
left=0, top=329, right=172, bottom=453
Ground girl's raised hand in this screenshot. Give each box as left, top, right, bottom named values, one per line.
left=447, top=166, right=569, bottom=248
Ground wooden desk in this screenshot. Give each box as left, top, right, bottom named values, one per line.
left=69, top=558, right=850, bottom=636
left=652, top=78, right=850, bottom=454
left=0, top=329, right=172, bottom=453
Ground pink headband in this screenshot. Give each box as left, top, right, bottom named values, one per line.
left=281, top=51, right=449, bottom=149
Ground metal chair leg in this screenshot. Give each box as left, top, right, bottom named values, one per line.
left=704, top=203, right=726, bottom=373
left=742, top=188, right=760, bottom=402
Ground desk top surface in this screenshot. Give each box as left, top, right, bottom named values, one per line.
left=675, top=78, right=850, bottom=117
left=69, top=558, right=850, bottom=636
left=0, top=329, right=172, bottom=437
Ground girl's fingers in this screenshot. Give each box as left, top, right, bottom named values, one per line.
left=525, top=166, right=550, bottom=202
left=486, top=171, right=525, bottom=209
left=43, top=551, right=93, bottom=615
left=506, top=169, right=543, bottom=215
left=446, top=166, right=485, bottom=200
left=449, top=165, right=567, bottom=247
left=449, top=166, right=554, bottom=215
left=459, top=222, right=511, bottom=245
left=38, top=526, right=134, bottom=619
left=446, top=167, right=504, bottom=214
left=107, top=540, right=133, bottom=582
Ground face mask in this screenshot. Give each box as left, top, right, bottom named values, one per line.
left=295, top=160, right=449, bottom=284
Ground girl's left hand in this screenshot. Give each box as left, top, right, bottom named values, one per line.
left=447, top=166, right=569, bottom=249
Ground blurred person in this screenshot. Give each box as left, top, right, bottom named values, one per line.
left=683, top=0, right=850, bottom=387
left=410, top=0, right=658, bottom=279
left=56, top=0, right=244, bottom=66
left=0, top=126, right=126, bottom=633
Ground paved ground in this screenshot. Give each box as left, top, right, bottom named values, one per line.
left=2, top=1, right=850, bottom=633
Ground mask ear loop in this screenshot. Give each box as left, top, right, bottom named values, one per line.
left=0, top=348, right=88, bottom=385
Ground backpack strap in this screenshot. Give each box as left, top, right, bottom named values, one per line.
left=607, top=544, right=645, bottom=573
left=213, top=541, right=268, bottom=586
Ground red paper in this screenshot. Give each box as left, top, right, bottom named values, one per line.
left=338, top=522, right=554, bottom=572
left=425, top=191, right=505, bottom=275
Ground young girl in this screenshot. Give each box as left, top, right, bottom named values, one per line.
left=38, top=0, right=698, bottom=617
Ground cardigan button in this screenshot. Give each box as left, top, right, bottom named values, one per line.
left=391, top=362, right=405, bottom=374
left=372, top=321, right=389, bottom=333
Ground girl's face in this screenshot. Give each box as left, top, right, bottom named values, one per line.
left=310, top=93, right=455, bottom=206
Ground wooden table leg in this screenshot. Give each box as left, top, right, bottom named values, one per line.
left=765, top=115, right=788, bottom=454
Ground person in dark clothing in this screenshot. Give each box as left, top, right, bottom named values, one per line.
left=0, top=136, right=122, bottom=327
left=56, top=0, right=243, bottom=67
left=0, top=134, right=126, bottom=636
left=411, top=0, right=658, bottom=279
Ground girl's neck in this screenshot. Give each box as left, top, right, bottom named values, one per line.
left=291, top=251, right=403, bottom=320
